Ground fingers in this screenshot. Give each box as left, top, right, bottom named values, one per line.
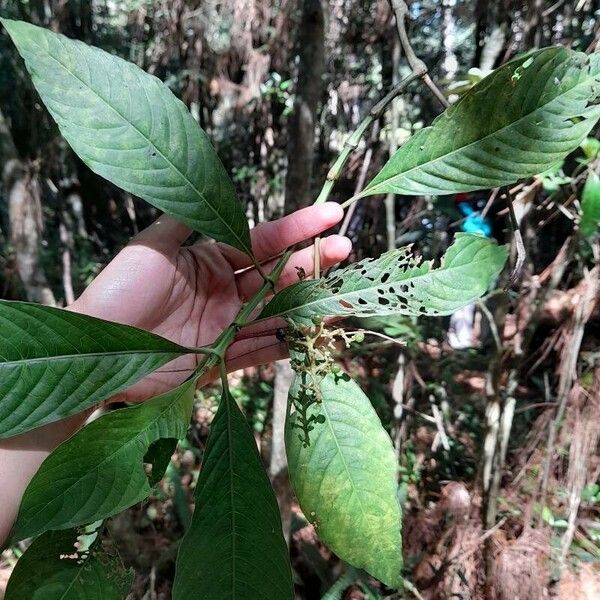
left=225, top=337, right=288, bottom=373
left=233, top=316, right=287, bottom=341
left=236, top=234, right=352, bottom=300
left=195, top=336, right=288, bottom=389
left=130, top=204, right=343, bottom=263
left=130, top=214, right=192, bottom=253
left=219, top=203, right=344, bottom=270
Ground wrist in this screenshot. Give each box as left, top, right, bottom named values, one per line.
left=0, top=411, right=89, bottom=546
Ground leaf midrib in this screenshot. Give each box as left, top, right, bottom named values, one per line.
left=364, top=54, right=599, bottom=196
left=26, top=556, right=93, bottom=600
left=225, top=393, right=237, bottom=599
left=269, top=247, right=497, bottom=319
left=27, top=32, right=250, bottom=254
left=57, top=561, right=91, bottom=600
left=0, top=348, right=187, bottom=369
left=318, top=395, right=370, bottom=524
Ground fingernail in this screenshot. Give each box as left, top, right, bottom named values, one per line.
left=320, top=202, right=344, bottom=221
left=326, top=234, right=352, bottom=256
left=338, top=235, right=352, bottom=255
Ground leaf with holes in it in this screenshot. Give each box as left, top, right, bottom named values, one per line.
left=580, top=170, right=600, bottom=239
left=0, top=300, right=195, bottom=439
left=360, top=48, right=600, bottom=198
left=11, top=379, right=195, bottom=542
left=286, top=373, right=402, bottom=588
left=259, top=233, right=507, bottom=323
left=5, top=527, right=133, bottom=600
left=2, top=19, right=251, bottom=254
left=173, top=389, right=293, bottom=600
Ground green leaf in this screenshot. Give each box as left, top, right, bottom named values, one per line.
left=361, top=48, right=600, bottom=198
left=259, top=233, right=507, bottom=323
left=5, top=527, right=133, bottom=600
left=581, top=137, right=600, bottom=160
left=2, top=19, right=251, bottom=254
left=0, top=300, right=194, bottom=438
left=12, top=379, right=195, bottom=542
left=286, top=373, right=402, bottom=588
left=173, top=389, right=293, bottom=600
left=580, top=170, right=600, bottom=239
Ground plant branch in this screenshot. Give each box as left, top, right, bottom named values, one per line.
left=193, top=347, right=222, bottom=356
left=344, top=329, right=406, bottom=347
left=202, top=0, right=451, bottom=374
left=314, top=72, right=422, bottom=210
left=218, top=359, right=229, bottom=391
left=504, top=188, right=526, bottom=286
left=252, top=257, right=272, bottom=287
left=312, top=70, right=422, bottom=276
left=210, top=250, right=294, bottom=361
left=337, top=124, right=379, bottom=238
left=338, top=3, right=451, bottom=214
left=390, top=0, right=449, bottom=109
left=315, top=1, right=451, bottom=278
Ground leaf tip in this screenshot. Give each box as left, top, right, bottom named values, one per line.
left=1, top=18, right=37, bottom=51
left=0, top=17, right=17, bottom=34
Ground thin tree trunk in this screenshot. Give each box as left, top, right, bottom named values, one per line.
left=0, top=107, right=55, bottom=306
left=472, top=0, right=489, bottom=68
left=270, top=359, right=294, bottom=544
left=5, top=159, right=56, bottom=306
left=385, top=37, right=400, bottom=252
left=0, top=106, right=18, bottom=163
left=538, top=265, right=600, bottom=523
left=59, top=211, right=75, bottom=306
left=272, top=2, right=325, bottom=536
left=559, top=364, right=600, bottom=575
left=525, top=0, right=544, bottom=48
left=285, top=0, right=325, bottom=212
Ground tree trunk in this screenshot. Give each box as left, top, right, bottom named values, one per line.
left=5, top=159, right=56, bottom=306
left=1, top=106, right=55, bottom=306
left=270, top=359, right=294, bottom=544
left=59, top=211, right=75, bottom=306
left=0, top=106, right=18, bottom=162
left=525, top=0, right=544, bottom=49
left=285, top=0, right=325, bottom=212
left=472, top=0, right=489, bottom=68
left=385, top=37, right=401, bottom=252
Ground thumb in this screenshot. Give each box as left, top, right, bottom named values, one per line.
left=130, top=213, right=192, bottom=252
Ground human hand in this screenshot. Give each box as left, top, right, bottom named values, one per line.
left=70, top=202, right=351, bottom=401
left=0, top=204, right=350, bottom=545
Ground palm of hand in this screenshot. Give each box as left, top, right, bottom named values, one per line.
left=71, top=205, right=350, bottom=401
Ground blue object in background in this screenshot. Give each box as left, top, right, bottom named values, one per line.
left=449, top=200, right=493, bottom=349
left=457, top=202, right=492, bottom=238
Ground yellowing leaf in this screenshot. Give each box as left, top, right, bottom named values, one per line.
left=287, top=374, right=402, bottom=588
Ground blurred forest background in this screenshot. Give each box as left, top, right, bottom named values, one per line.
left=1, top=0, right=600, bottom=598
